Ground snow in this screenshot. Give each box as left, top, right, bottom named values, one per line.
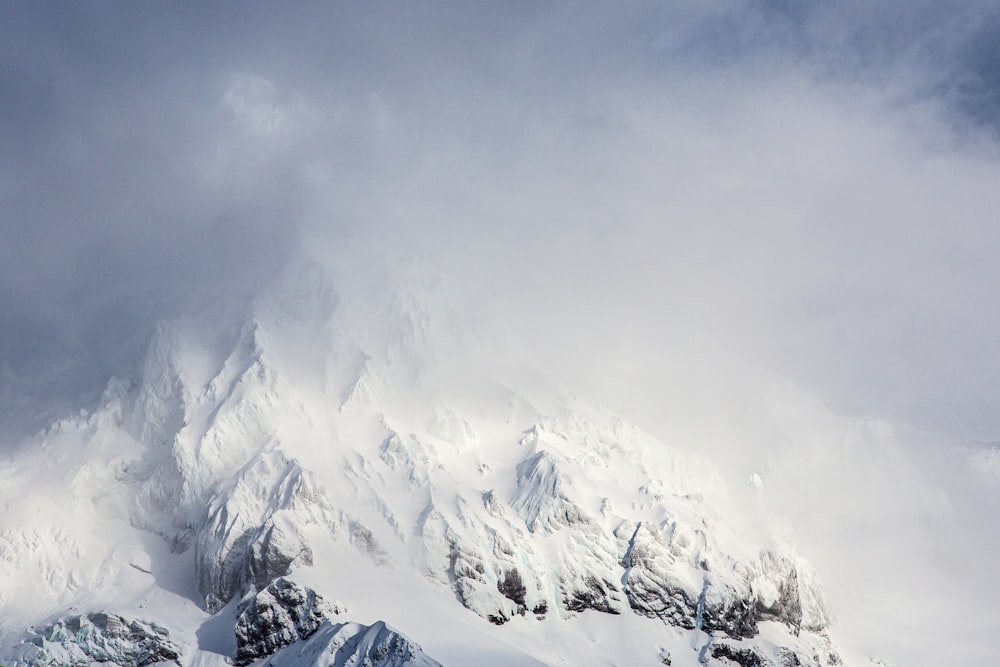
left=0, top=262, right=996, bottom=666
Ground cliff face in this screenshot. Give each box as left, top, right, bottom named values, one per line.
left=18, top=613, right=181, bottom=667
left=233, top=578, right=342, bottom=665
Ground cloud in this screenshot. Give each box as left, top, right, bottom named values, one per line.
left=223, top=73, right=317, bottom=138
left=4, top=5, right=1000, bottom=659
left=2, top=2, right=1000, bottom=441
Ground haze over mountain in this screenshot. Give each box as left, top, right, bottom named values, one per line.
left=2, top=3, right=1000, bottom=666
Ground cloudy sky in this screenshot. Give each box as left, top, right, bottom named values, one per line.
left=3, top=2, right=1000, bottom=440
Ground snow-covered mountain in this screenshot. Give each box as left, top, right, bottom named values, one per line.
left=0, top=261, right=988, bottom=666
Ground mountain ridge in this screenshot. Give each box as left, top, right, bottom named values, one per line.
left=0, top=261, right=972, bottom=666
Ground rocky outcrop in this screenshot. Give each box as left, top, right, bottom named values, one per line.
left=261, top=620, right=443, bottom=667
left=234, top=578, right=344, bottom=665
left=751, top=551, right=829, bottom=632
left=702, top=639, right=841, bottom=667
left=496, top=568, right=527, bottom=610
left=706, top=642, right=769, bottom=667
left=561, top=574, right=623, bottom=614
left=19, top=612, right=180, bottom=667
left=511, top=449, right=592, bottom=533
left=446, top=524, right=531, bottom=625
left=621, top=520, right=828, bottom=642
left=621, top=521, right=701, bottom=630
left=621, top=518, right=761, bottom=637
left=195, top=449, right=334, bottom=611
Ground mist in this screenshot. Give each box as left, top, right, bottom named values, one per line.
left=4, top=1, right=1000, bottom=442
left=4, top=6, right=1000, bottom=664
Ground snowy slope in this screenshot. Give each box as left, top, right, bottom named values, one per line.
left=0, top=261, right=991, bottom=666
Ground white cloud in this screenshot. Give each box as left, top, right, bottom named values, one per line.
left=223, top=73, right=314, bottom=138
left=3, top=2, right=1000, bottom=441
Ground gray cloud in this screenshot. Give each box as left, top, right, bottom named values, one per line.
left=3, top=2, right=1000, bottom=440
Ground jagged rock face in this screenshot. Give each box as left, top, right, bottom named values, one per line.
left=196, top=449, right=334, bottom=611
left=561, top=574, right=623, bottom=615
left=621, top=520, right=827, bottom=641
left=497, top=568, right=527, bottom=607
left=234, top=578, right=343, bottom=665
left=622, top=521, right=701, bottom=630
left=512, top=449, right=593, bottom=533
left=707, top=642, right=769, bottom=667
left=701, top=585, right=757, bottom=639
left=444, top=518, right=535, bottom=625
left=426, top=480, right=626, bottom=626
left=19, top=612, right=180, bottom=667
left=751, top=551, right=808, bottom=632
left=703, top=640, right=841, bottom=667
left=411, top=423, right=826, bottom=650
left=262, top=620, right=443, bottom=667
left=752, top=551, right=829, bottom=633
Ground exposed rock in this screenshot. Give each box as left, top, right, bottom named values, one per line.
left=20, top=612, right=180, bottom=667
left=262, top=620, right=443, bottom=667
left=703, top=640, right=838, bottom=667
left=562, top=575, right=622, bottom=615
left=447, top=532, right=495, bottom=620
left=753, top=552, right=803, bottom=630
left=196, top=449, right=334, bottom=611
left=497, top=568, right=527, bottom=609
left=438, top=511, right=548, bottom=626
left=752, top=551, right=829, bottom=633
left=701, top=588, right=758, bottom=639
left=774, top=647, right=803, bottom=666
left=706, top=642, right=769, bottom=667
left=622, top=522, right=700, bottom=630
left=622, top=520, right=829, bottom=642
left=234, top=578, right=344, bottom=665
left=511, top=449, right=592, bottom=533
